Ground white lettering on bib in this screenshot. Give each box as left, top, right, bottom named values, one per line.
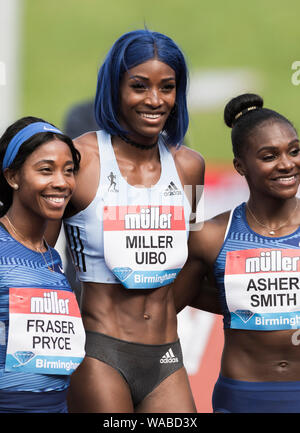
left=224, top=248, right=300, bottom=330
left=103, top=205, right=187, bottom=288
left=5, top=287, right=85, bottom=375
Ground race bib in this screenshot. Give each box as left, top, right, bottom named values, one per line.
left=103, top=205, right=188, bottom=289
left=5, top=287, right=85, bottom=375
left=224, top=248, right=300, bottom=330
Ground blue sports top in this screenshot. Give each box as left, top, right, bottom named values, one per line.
left=0, top=224, right=84, bottom=392
left=214, top=203, right=300, bottom=331
left=64, top=130, right=191, bottom=289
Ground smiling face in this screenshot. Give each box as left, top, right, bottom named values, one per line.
left=118, top=59, right=176, bottom=144
left=234, top=120, right=300, bottom=200
left=8, top=139, right=75, bottom=221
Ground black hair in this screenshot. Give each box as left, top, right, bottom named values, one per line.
left=224, top=93, right=297, bottom=158
left=0, top=116, right=81, bottom=216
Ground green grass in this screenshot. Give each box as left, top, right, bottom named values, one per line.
left=21, top=0, right=300, bottom=162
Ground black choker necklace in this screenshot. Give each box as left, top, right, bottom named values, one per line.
left=119, top=135, right=158, bottom=150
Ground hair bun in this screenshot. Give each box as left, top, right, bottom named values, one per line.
left=224, top=93, right=264, bottom=128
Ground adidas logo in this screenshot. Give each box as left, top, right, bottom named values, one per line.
left=160, top=348, right=179, bottom=364
left=163, top=181, right=182, bottom=197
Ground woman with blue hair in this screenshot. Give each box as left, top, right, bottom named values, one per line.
left=49, top=29, right=205, bottom=412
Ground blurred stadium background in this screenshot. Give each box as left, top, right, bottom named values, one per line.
left=1, top=0, right=300, bottom=412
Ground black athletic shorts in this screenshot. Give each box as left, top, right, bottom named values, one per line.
left=85, top=330, right=184, bottom=406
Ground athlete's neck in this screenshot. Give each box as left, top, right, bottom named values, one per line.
left=2, top=206, right=47, bottom=250
left=112, top=135, right=160, bottom=162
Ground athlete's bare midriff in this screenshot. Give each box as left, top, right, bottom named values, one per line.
left=80, top=281, right=178, bottom=344
left=221, top=328, right=300, bottom=382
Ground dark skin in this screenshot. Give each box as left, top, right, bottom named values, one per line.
left=2, top=140, right=76, bottom=251
left=47, top=59, right=205, bottom=412
left=174, top=120, right=300, bottom=382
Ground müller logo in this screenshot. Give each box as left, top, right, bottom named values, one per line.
left=30, top=291, right=70, bottom=315
left=245, top=250, right=300, bottom=273
left=124, top=207, right=172, bottom=230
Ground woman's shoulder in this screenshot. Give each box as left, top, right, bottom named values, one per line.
left=0, top=223, right=13, bottom=244
left=170, top=144, right=205, bottom=168
left=205, top=211, right=232, bottom=234
left=196, top=211, right=231, bottom=240
left=73, top=131, right=99, bottom=164
left=189, top=211, right=231, bottom=263
left=68, top=131, right=101, bottom=215
left=169, top=144, right=205, bottom=185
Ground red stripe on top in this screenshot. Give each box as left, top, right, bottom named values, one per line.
left=225, top=248, right=300, bottom=275
left=9, top=287, right=81, bottom=317
left=103, top=205, right=186, bottom=231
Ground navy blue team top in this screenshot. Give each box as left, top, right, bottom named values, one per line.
left=0, top=223, right=72, bottom=392
left=214, top=203, right=300, bottom=331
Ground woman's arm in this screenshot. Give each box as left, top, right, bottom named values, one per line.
left=45, top=219, right=62, bottom=247
left=188, top=273, right=222, bottom=315
left=45, top=132, right=100, bottom=248
left=173, top=255, right=221, bottom=315
left=173, top=213, right=230, bottom=315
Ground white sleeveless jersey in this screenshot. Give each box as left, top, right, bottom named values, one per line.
left=64, top=130, right=191, bottom=289
left=214, top=203, right=300, bottom=330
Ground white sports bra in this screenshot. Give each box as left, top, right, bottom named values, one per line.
left=64, top=130, right=191, bottom=289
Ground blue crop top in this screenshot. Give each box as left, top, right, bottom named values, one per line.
left=0, top=225, right=85, bottom=392
left=214, top=203, right=300, bottom=331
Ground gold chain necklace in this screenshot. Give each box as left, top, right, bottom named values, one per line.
left=4, top=215, right=54, bottom=272
left=246, top=201, right=299, bottom=236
